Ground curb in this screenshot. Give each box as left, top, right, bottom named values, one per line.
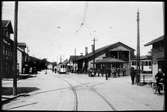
left=1, top=93, right=30, bottom=105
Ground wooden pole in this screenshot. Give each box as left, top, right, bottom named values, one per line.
left=163, top=2, right=166, bottom=111
left=0, top=1, right=3, bottom=109
left=136, top=9, right=141, bottom=84
left=13, top=1, right=18, bottom=96
left=74, top=48, right=76, bottom=72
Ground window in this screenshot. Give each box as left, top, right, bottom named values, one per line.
left=132, top=61, right=136, bottom=65
left=148, top=61, right=152, bottom=66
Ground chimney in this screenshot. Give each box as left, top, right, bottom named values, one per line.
left=91, top=44, right=94, bottom=53
left=80, top=53, right=83, bottom=56
left=85, top=47, right=88, bottom=55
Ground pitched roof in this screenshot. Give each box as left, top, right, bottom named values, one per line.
left=69, top=55, right=82, bottom=61
left=144, top=35, right=164, bottom=46
left=77, top=42, right=134, bottom=61
left=18, top=42, right=26, bottom=48
left=132, top=55, right=152, bottom=60
left=95, top=57, right=126, bottom=64
left=2, top=20, right=14, bottom=33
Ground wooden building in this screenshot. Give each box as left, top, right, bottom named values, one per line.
left=76, top=42, right=135, bottom=76
left=145, top=35, right=165, bottom=77
left=1, top=20, right=14, bottom=78
left=69, top=55, right=82, bottom=72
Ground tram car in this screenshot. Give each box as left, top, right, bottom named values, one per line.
left=57, top=63, right=67, bottom=74
left=131, top=60, right=152, bottom=73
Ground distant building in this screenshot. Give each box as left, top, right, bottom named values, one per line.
left=145, top=35, right=165, bottom=77
left=76, top=42, right=135, bottom=75
left=18, top=42, right=28, bottom=74
left=69, top=55, right=81, bottom=72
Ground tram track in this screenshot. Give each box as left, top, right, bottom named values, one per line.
left=56, top=75, right=117, bottom=111
left=64, top=76, right=117, bottom=111
left=6, top=74, right=116, bottom=111
left=56, top=77, right=78, bottom=111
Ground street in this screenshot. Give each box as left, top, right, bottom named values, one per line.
left=2, top=70, right=164, bottom=111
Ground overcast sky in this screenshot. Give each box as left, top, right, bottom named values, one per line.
left=2, top=1, right=164, bottom=62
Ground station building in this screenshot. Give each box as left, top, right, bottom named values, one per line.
left=75, top=42, right=135, bottom=76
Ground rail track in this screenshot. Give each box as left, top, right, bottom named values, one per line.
left=57, top=75, right=117, bottom=111
left=6, top=74, right=117, bottom=111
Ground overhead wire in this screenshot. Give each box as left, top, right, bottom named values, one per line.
left=75, top=2, right=88, bottom=33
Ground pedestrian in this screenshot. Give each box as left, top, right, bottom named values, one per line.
left=104, top=67, right=108, bottom=80
left=154, top=68, right=164, bottom=94
left=122, top=67, right=126, bottom=76
left=130, top=67, right=136, bottom=85
left=113, top=68, right=116, bottom=78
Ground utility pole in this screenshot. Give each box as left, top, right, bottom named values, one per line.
left=74, top=48, right=76, bottom=73
left=0, top=1, right=3, bottom=109
left=136, top=9, right=141, bottom=84
left=92, top=37, right=97, bottom=76
left=13, top=1, right=18, bottom=95
left=163, top=2, right=166, bottom=111
left=60, top=56, right=62, bottom=63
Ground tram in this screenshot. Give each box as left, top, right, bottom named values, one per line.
left=57, top=63, right=67, bottom=74
left=131, top=60, right=152, bottom=73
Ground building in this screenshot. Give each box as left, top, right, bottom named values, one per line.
left=1, top=20, right=14, bottom=78
left=145, top=35, right=166, bottom=77
left=18, top=42, right=28, bottom=74
left=69, top=55, right=81, bottom=72
left=76, top=42, right=135, bottom=76
left=1, top=20, right=29, bottom=77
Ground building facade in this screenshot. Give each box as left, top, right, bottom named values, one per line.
left=76, top=42, right=135, bottom=76
left=1, top=20, right=14, bottom=78
left=145, top=35, right=165, bottom=77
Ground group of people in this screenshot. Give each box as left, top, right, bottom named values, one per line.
left=88, top=67, right=126, bottom=80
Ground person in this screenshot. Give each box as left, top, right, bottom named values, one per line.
left=154, top=68, right=164, bottom=94
left=130, top=67, right=136, bottom=85
left=122, top=67, right=126, bottom=76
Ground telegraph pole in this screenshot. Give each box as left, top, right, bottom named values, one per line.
left=0, top=1, right=3, bottom=109
left=74, top=48, right=76, bottom=73
left=163, top=2, right=166, bottom=111
left=13, top=1, right=18, bottom=95
left=136, top=9, right=141, bottom=84
left=92, top=37, right=97, bottom=75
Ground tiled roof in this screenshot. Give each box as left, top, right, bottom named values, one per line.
left=132, top=55, right=152, bottom=60
left=144, top=35, right=164, bottom=46
left=18, top=42, right=26, bottom=48
left=2, top=20, right=14, bottom=33
left=69, top=55, right=81, bottom=61
left=95, top=57, right=126, bottom=63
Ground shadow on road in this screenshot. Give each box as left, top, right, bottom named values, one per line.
left=2, top=87, right=39, bottom=95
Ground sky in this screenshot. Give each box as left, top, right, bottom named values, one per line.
left=2, top=1, right=164, bottom=62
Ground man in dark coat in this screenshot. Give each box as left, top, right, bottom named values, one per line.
left=155, top=68, right=164, bottom=94
left=130, top=67, right=136, bottom=85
